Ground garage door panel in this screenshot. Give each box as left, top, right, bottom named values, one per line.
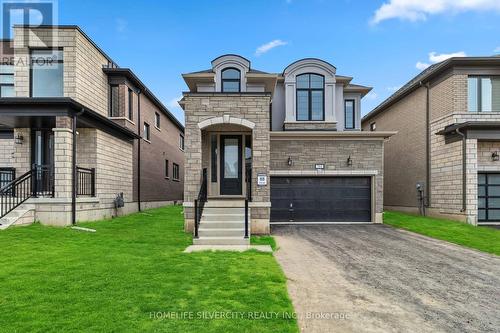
left=271, top=176, right=372, bottom=223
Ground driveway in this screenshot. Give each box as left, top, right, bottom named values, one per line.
left=273, top=225, right=500, bottom=333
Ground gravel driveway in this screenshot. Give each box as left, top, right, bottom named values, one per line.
left=273, top=224, right=500, bottom=333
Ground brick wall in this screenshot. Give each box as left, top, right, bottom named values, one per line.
left=362, top=87, right=427, bottom=208
left=0, top=139, right=14, bottom=167
left=478, top=141, right=500, bottom=170
left=270, top=139, right=385, bottom=214
left=95, top=130, right=133, bottom=206
left=13, top=27, right=109, bottom=117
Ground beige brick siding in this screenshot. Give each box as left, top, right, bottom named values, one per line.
left=362, top=87, right=427, bottom=208
left=270, top=139, right=384, bottom=214
left=95, top=130, right=133, bottom=206
left=13, top=27, right=109, bottom=116
left=12, top=128, right=31, bottom=174
left=430, top=74, right=468, bottom=121
left=478, top=141, right=500, bottom=171
left=0, top=138, right=14, bottom=167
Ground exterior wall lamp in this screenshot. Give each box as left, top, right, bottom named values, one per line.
left=287, top=156, right=293, bottom=166
left=492, top=151, right=499, bottom=162
left=347, top=155, right=353, bottom=167
left=15, top=134, right=24, bottom=145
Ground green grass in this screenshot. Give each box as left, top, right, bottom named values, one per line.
left=0, top=206, right=297, bottom=333
left=250, top=235, right=277, bottom=251
left=384, top=211, right=500, bottom=256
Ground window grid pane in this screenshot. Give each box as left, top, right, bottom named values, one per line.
left=345, top=100, right=355, bottom=129
left=468, top=77, right=478, bottom=112
left=311, top=91, right=323, bottom=120
left=297, top=90, right=309, bottom=121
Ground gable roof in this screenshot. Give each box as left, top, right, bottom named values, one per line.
left=362, top=56, right=500, bottom=123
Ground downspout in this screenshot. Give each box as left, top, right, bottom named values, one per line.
left=422, top=81, right=431, bottom=210
left=137, top=89, right=142, bottom=212
left=456, top=128, right=467, bottom=212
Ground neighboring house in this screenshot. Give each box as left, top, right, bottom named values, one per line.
left=180, top=55, right=395, bottom=244
left=0, top=25, right=184, bottom=228
left=362, top=56, right=500, bottom=226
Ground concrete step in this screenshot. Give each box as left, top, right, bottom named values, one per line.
left=199, top=221, right=245, bottom=229
left=205, top=200, right=245, bottom=208
left=202, top=213, right=244, bottom=222
left=193, top=237, right=249, bottom=245
left=203, top=207, right=245, bottom=214
left=199, top=228, right=245, bottom=237
left=0, top=207, right=35, bottom=230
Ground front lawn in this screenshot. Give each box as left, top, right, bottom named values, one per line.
left=0, top=206, right=297, bottom=333
left=384, top=211, right=500, bottom=256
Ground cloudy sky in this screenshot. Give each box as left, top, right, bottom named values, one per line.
left=53, top=0, right=500, bottom=122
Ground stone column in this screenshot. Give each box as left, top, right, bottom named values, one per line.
left=465, top=138, right=478, bottom=225
left=12, top=128, right=31, bottom=174
left=53, top=116, right=74, bottom=199
left=183, top=122, right=202, bottom=231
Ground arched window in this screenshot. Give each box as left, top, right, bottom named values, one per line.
left=221, top=68, right=241, bottom=92
left=296, top=73, right=324, bottom=121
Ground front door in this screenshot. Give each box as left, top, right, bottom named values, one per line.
left=31, top=129, right=54, bottom=195
left=220, top=135, right=242, bottom=195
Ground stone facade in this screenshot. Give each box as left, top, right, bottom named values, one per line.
left=283, top=121, right=337, bottom=131
left=182, top=93, right=271, bottom=232
left=270, top=137, right=385, bottom=220
left=430, top=112, right=500, bottom=224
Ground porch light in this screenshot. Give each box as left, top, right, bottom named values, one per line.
left=492, top=151, right=499, bottom=162
left=14, top=134, right=24, bottom=145
left=287, top=156, right=293, bottom=166
left=347, top=155, right=353, bottom=167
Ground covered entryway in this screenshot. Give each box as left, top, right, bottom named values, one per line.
left=478, top=173, right=500, bottom=224
left=270, top=176, right=372, bottom=223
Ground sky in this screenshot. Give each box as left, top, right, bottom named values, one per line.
left=34, top=0, right=500, bottom=123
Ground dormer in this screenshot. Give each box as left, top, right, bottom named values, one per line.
left=282, top=58, right=337, bottom=130
left=212, top=55, right=250, bottom=92
left=182, top=54, right=277, bottom=94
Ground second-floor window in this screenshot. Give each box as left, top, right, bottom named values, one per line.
left=370, top=122, right=376, bottom=131
left=165, top=159, right=169, bottom=178
left=109, top=85, right=120, bottom=117
left=345, top=99, right=355, bottom=129
left=468, top=76, right=500, bottom=112
left=221, top=68, right=240, bottom=92
left=0, top=64, right=14, bottom=97
left=144, top=122, right=150, bottom=141
left=296, top=73, right=324, bottom=121
left=128, top=88, right=133, bottom=120
left=179, top=134, right=185, bottom=150
left=30, top=49, right=63, bottom=97
left=173, top=163, right=180, bottom=180
left=155, top=112, right=160, bottom=128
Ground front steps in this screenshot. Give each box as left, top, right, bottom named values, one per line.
left=194, top=199, right=249, bottom=245
left=0, top=204, right=35, bottom=230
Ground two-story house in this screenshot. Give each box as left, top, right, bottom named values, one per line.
left=362, top=56, right=500, bottom=226
left=0, top=25, right=184, bottom=228
left=181, top=55, right=395, bottom=245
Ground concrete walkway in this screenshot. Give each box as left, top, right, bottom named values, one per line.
left=273, top=224, right=500, bottom=333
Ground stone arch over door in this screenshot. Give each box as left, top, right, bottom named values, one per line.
left=197, top=116, right=256, bottom=130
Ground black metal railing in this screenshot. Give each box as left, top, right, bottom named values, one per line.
left=245, top=167, right=252, bottom=202
left=194, top=168, right=207, bottom=239
left=76, top=167, right=96, bottom=197
left=0, top=169, right=33, bottom=219
left=0, top=168, right=16, bottom=195
left=244, top=167, right=251, bottom=239
left=32, top=164, right=54, bottom=198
